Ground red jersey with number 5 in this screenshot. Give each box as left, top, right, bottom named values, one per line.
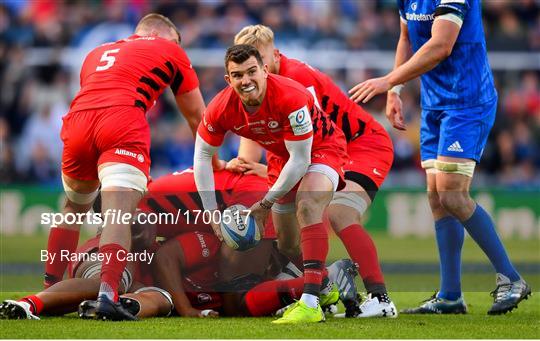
left=70, top=35, right=199, bottom=113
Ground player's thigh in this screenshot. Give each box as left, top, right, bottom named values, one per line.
left=420, top=109, right=441, bottom=164
left=344, top=127, right=394, bottom=191
left=95, top=107, right=151, bottom=181
left=438, top=100, right=496, bottom=163
left=61, top=110, right=101, bottom=181
left=435, top=156, right=474, bottom=193
left=123, top=288, right=173, bottom=318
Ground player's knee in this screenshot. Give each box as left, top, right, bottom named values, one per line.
left=98, top=163, right=148, bottom=193
left=277, top=240, right=300, bottom=260
left=327, top=193, right=366, bottom=229
left=295, top=197, right=321, bottom=223
left=438, top=191, right=469, bottom=215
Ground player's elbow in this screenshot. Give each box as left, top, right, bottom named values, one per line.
left=432, top=41, right=453, bottom=61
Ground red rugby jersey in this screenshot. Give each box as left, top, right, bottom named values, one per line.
left=70, top=35, right=199, bottom=113
left=279, top=54, right=376, bottom=142
left=198, top=74, right=344, bottom=159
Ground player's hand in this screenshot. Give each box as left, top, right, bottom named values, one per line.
left=240, top=160, right=268, bottom=178
left=247, top=201, right=271, bottom=236
left=212, top=156, right=227, bottom=171
left=182, top=307, right=219, bottom=318
left=349, top=76, right=391, bottom=103
left=225, top=157, right=248, bottom=173
left=209, top=213, right=223, bottom=242
left=386, top=92, right=406, bottom=131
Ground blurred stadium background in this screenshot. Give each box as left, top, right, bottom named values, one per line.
left=0, top=1, right=538, bottom=293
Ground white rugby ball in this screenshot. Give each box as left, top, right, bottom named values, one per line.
left=220, top=204, right=261, bottom=251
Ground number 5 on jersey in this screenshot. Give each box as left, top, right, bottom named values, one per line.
left=96, top=49, right=120, bottom=71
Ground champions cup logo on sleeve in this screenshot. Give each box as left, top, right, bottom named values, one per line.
left=288, top=106, right=312, bottom=136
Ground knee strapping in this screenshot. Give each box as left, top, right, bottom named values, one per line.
left=421, top=159, right=438, bottom=175
left=434, top=160, right=476, bottom=177
left=330, top=192, right=368, bottom=216
left=421, top=159, right=476, bottom=177
left=98, top=164, right=147, bottom=193
left=62, top=177, right=99, bottom=205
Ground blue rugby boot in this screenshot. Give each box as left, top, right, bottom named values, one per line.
left=488, top=274, right=531, bottom=315
left=401, top=292, right=467, bottom=314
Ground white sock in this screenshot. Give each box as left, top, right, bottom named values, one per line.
left=300, top=293, right=319, bottom=308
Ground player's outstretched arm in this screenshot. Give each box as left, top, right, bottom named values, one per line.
left=153, top=240, right=218, bottom=318
left=350, top=18, right=461, bottom=104
left=193, top=132, right=223, bottom=240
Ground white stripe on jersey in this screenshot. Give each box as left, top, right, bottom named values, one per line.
left=434, top=13, right=463, bottom=28
left=441, top=0, right=466, bottom=4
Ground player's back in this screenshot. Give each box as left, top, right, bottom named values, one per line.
left=141, top=169, right=269, bottom=239
left=280, top=55, right=377, bottom=142
left=70, top=35, right=195, bottom=113
left=398, top=0, right=496, bottom=109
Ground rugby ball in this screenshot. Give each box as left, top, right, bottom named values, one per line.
left=220, top=204, right=261, bottom=251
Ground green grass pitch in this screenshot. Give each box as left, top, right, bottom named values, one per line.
left=1, top=233, right=538, bottom=338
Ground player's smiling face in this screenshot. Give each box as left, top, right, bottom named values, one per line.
left=225, top=56, right=268, bottom=107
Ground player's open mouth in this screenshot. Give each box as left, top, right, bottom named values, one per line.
left=241, top=85, right=256, bottom=93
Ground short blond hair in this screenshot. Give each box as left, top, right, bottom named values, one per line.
left=135, top=13, right=181, bottom=42
left=234, top=25, right=274, bottom=47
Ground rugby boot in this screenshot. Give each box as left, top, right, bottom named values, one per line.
left=356, top=293, right=398, bottom=318
left=401, top=292, right=467, bottom=314
left=94, top=295, right=138, bottom=321
left=488, top=274, right=531, bottom=315
left=328, top=259, right=361, bottom=317
left=0, top=300, right=40, bottom=320
left=80, top=296, right=140, bottom=319
left=272, top=301, right=325, bottom=324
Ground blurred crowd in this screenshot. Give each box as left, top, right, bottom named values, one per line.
left=1, top=0, right=539, bottom=187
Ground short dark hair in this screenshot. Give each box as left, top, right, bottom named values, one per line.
left=224, top=44, right=264, bottom=72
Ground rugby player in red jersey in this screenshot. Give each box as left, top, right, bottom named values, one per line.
left=45, top=13, right=209, bottom=320
left=232, top=25, right=397, bottom=318
left=193, top=44, right=348, bottom=323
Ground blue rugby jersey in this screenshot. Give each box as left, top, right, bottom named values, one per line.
left=397, top=0, right=497, bottom=109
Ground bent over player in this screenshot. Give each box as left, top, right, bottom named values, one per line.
left=233, top=25, right=397, bottom=318
left=349, top=0, right=530, bottom=315
left=45, top=13, right=206, bottom=320
left=194, top=45, right=347, bottom=323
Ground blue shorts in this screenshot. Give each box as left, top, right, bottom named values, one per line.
left=420, top=99, right=497, bottom=163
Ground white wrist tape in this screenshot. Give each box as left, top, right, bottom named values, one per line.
left=389, top=84, right=404, bottom=95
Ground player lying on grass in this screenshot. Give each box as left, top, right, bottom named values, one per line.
left=151, top=229, right=359, bottom=318
left=194, top=44, right=348, bottom=324
left=231, top=24, right=397, bottom=318
left=0, top=216, right=173, bottom=320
